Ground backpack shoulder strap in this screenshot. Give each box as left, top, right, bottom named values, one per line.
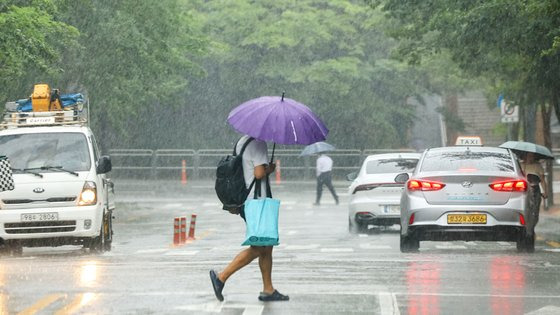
left=237, top=137, right=255, bottom=156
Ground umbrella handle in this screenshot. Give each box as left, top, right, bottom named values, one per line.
left=271, top=143, right=276, bottom=163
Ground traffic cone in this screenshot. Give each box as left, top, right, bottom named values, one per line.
left=187, top=214, right=197, bottom=240
left=275, top=159, right=281, bottom=184
left=173, top=217, right=180, bottom=245
left=181, top=160, right=187, bottom=185
left=180, top=216, right=187, bottom=244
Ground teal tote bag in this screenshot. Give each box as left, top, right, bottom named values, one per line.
left=242, top=178, right=279, bottom=246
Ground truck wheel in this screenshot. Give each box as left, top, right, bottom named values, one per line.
left=88, top=224, right=105, bottom=253
left=103, top=212, right=113, bottom=251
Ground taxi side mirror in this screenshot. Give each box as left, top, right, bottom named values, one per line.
left=394, top=173, right=409, bottom=184
left=96, top=156, right=112, bottom=174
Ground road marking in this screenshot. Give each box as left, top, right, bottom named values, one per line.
left=497, top=242, right=511, bottom=246
left=175, top=302, right=223, bottom=312
left=536, top=235, right=545, bottom=241
left=320, top=248, right=354, bottom=253
left=544, top=248, right=560, bottom=252
left=54, top=293, right=96, bottom=315
left=225, top=304, right=264, bottom=315
left=287, top=230, right=298, bottom=235
left=135, top=249, right=168, bottom=254
left=435, top=244, right=467, bottom=249
left=285, top=244, right=320, bottom=250
left=17, top=294, right=66, bottom=315
left=359, top=244, right=392, bottom=250
left=526, top=305, right=560, bottom=315
left=164, top=250, right=199, bottom=256
left=378, top=292, right=400, bottom=315
left=304, top=210, right=314, bottom=216
left=546, top=241, right=560, bottom=248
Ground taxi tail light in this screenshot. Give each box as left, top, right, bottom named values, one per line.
left=408, top=213, right=415, bottom=225
left=78, top=181, right=97, bottom=206
left=489, top=180, right=527, bottom=192
left=407, top=180, right=445, bottom=191
left=519, top=214, right=526, bottom=226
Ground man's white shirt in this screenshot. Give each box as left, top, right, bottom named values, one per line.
left=316, top=154, right=333, bottom=176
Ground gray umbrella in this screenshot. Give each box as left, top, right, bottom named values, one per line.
left=300, top=142, right=336, bottom=156
left=499, top=141, right=554, bottom=160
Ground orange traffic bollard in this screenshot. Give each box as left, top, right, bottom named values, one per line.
left=275, top=159, right=281, bottom=184
left=187, top=214, right=197, bottom=240
left=173, top=217, right=180, bottom=245
left=180, top=216, right=187, bottom=244
left=181, top=160, right=187, bottom=185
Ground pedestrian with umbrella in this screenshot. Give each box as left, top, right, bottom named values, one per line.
left=301, top=142, right=339, bottom=205
left=210, top=93, right=328, bottom=302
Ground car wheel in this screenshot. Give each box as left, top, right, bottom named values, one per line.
left=517, top=233, right=535, bottom=253
left=349, top=218, right=367, bottom=234
left=400, top=233, right=419, bottom=253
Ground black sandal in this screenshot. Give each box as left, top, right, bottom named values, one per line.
left=258, top=290, right=289, bottom=301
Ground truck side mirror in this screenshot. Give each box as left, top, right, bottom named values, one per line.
left=394, top=173, right=410, bottom=184
left=346, top=172, right=358, bottom=181
left=96, top=156, right=112, bottom=174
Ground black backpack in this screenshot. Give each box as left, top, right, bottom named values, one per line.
left=215, top=137, right=255, bottom=213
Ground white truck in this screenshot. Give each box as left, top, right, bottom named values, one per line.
left=0, top=85, right=115, bottom=255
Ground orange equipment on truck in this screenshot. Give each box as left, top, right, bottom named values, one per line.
left=31, top=84, right=62, bottom=112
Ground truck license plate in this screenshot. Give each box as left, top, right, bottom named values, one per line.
left=21, top=212, right=59, bottom=222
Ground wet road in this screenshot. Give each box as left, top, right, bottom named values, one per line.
left=2, top=180, right=560, bottom=314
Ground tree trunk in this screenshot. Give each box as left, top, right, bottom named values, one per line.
left=542, top=103, right=554, bottom=207
left=524, top=102, right=537, bottom=142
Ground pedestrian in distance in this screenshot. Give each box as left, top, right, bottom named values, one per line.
left=314, top=153, right=339, bottom=206
left=210, top=135, right=289, bottom=302
left=522, top=152, right=548, bottom=208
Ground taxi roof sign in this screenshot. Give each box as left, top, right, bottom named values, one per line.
left=455, top=136, right=483, bottom=146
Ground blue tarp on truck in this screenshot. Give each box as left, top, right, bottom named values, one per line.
left=16, top=93, right=84, bottom=112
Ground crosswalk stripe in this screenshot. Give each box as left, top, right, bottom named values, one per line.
left=320, top=248, right=354, bottom=253
left=17, top=294, right=66, bottom=315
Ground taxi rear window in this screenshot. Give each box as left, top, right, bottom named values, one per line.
left=421, top=151, right=514, bottom=172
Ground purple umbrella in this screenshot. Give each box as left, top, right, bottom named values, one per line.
left=228, top=94, right=328, bottom=143
left=228, top=93, right=328, bottom=160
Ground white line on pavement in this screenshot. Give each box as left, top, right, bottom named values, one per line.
left=320, top=248, right=354, bottom=253
left=135, top=249, right=168, bottom=254
left=202, top=202, right=221, bottom=207
left=435, top=244, right=467, bottom=249
left=164, top=251, right=199, bottom=256
left=379, top=292, right=400, bottom=315
left=497, top=242, right=512, bottom=246
left=285, top=244, right=320, bottom=250
left=359, top=244, right=392, bottom=250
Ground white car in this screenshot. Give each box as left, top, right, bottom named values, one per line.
left=0, top=113, right=114, bottom=255
left=347, top=153, right=420, bottom=233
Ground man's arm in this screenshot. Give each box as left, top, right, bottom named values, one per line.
left=254, top=163, right=276, bottom=180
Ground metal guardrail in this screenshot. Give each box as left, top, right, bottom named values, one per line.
left=108, top=148, right=417, bottom=180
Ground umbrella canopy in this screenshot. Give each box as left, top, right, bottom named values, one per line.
left=227, top=94, right=328, bottom=145
left=300, top=142, right=336, bottom=156
left=499, top=141, right=554, bottom=160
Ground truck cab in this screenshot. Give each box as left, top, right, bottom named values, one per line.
left=0, top=89, right=114, bottom=254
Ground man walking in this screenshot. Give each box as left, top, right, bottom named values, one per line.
left=210, top=135, right=289, bottom=302
left=314, top=153, right=339, bottom=205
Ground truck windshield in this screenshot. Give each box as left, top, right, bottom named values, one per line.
left=0, top=133, right=91, bottom=172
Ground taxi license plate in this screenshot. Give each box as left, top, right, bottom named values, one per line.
left=447, top=214, right=487, bottom=224
left=21, top=212, right=58, bottom=222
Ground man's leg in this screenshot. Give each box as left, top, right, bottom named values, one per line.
left=324, top=172, right=339, bottom=204
left=259, top=246, right=274, bottom=294
left=218, top=246, right=261, bottom=283
left=315, top=175, right=324, bottom=204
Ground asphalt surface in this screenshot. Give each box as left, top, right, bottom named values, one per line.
left=1, top=180, right=560, bottom=314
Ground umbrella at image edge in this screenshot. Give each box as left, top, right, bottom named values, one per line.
left=227, top=93, right=329, bottom=159
left=499, top=141, right=554, bottom=160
